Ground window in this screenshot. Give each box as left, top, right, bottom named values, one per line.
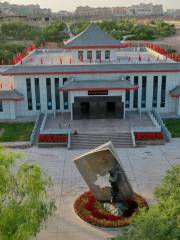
left=105, top=50, right=110, bottom=59
left=78, top=51, right=83, bottom=60
left=63, top=78, right=68, bottom=85
left=161, top=76, right=166, bottom=108
left=55, top=78, right=60, bottom=110
left=26, top=78, right=33, bottom=110
left=63, top=92, right=68, bottom=110
left=0, top=101, right=3, bottom=112
left=96, top=51, right=101, bottom=60
left=87, top=51, right=92, bottom=60
left=46, top=78, right=52, bottom=110
left=125, top=91, right=130, bottom=108
left=125, top=76, right=131, bottom=108
left=152, top=76, right=158, bottom=108
left=141, top=76, right=147, bottom=108
left=133, top=76, right=138, bottom=108
left=34, top=78, right=41, bottom=110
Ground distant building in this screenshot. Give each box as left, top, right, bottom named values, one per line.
left=0, top=15, right=27, bottom=23
left=75, top=3, right=163, bottom=18
left=166, top=9, right=180, bottom=17
left=128, top=3, right=163, bottom=16
left=112, top=7, right=128, bottom=17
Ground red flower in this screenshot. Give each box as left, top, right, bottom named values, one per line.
left=38, top=135, right=45, bottom=142
left=157, top=132, right=164, bottom=140
left=53, top=135, right=59, bottom=142
left=46, top=135, right=52, bottom=143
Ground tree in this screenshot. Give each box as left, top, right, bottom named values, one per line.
left=42, top=22, right=69, bottom=42
left=0, top=147, right=56, bottom=240
left=111, top=164, right=180, bottom=240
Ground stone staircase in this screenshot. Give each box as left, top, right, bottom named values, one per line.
left=71, top=132, right=133, bottom=149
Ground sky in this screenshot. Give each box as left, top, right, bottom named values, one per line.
left=5, top=0, right=180, bottom=11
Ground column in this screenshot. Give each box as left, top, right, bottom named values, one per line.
left=146, top=75, right=153, bottom=111
left=138, top=76, right=142, bottom=111
left=177, top=98, right=180, bottom=116
left=39, top=77, right=47, bottom=113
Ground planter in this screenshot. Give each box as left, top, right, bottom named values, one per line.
left=74, top=191, right=147, bottom=228
left=135, top=132, right=164, bottom=142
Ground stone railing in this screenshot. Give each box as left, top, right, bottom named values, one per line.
left=150, top=108, right=171, bottom=142
left=30, top=112, right=41, bottom=145
left=131, top=127, right=136, bottom=148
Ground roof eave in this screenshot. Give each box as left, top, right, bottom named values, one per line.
left=64, top=45, right=122, bottom=49
left=59, top=86, right=139, bottom=92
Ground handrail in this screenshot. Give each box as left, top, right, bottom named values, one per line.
left=30, top=112, right=40, bottom=145
left=67, top=131, right=71, bottom=149
left=131, top=127, right=136, bottom=148
left=151, top=108, right=171, bottom=142
left=40, top=112, right=47, bottom=133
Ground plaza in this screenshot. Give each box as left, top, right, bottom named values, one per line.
left=13, top=139, right=180, bottom=240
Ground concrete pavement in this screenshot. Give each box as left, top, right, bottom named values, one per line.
left=12, top=139, right=180, bottom=240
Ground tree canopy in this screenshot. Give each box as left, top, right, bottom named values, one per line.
left=0, top=147, right=56, bottom=240
left=111, top=164, right=180, bottom=240
left=42, top=22, right=69, bottom=42
left=70, top=19, right=176, bottom=41
left=0, top=22, right=40, bottom=41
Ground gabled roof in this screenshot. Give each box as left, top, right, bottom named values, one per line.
left=59, top=79, right=138, bottom=91
left=170, top=85, right=180, bottom=97
left=0, top=90, right=23, bottom=101
left=64, top=23, right=121, bottom=49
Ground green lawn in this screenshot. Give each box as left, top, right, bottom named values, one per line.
left=164, top=119, right=180, bottom=138
left=0, top=122, right=34, bottom=142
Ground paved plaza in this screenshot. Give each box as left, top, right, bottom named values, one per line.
left=13, top=139, right=180, bottom=240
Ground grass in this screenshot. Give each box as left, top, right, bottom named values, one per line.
left=163, top=119, right=180, bottom=138
left=0, top=122, right=34, bottom=142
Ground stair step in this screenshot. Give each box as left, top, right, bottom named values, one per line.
left=71, top=132, right=133, bottom=149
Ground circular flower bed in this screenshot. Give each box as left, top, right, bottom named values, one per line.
left=74, top=191, right=147, bottom=228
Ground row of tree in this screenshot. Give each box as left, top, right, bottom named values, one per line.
left=70, top=19, right=176, bottom=40
left=0, top=21, right=69, bottom=64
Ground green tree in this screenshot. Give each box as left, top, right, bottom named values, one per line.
left=42, top=22, right=69, bottom=42
left=1, top=22, right=41, bottom=41
left=0, top=148, right=56, bottom=240
left=111, top=164, right=180, bottom=240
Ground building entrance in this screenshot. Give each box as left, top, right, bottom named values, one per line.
left=73, top=96, right=124, bottom=120
left=107, top=102, right=116, bottom=114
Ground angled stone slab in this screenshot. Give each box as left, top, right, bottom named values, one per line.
left=74, top=141, right=134, bottom=202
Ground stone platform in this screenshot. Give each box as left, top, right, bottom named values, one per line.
left=44, top=112, right=154, bottom=134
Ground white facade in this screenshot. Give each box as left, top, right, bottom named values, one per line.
left=0, top=69, right=178, bottom=120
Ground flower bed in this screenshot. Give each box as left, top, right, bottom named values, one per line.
left=38, top=134, right=68, bottom=143
left=74, top=191, right=147, bottom=228
left=135, top=132, right=164, bottom=142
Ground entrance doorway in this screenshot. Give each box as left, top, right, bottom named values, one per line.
left=73, top=96, right=124, bottom=119
left=107, top=102, right=116, bottom=114
left=81, top=102, right=90, bottom=115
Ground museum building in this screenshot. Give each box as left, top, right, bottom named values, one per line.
left=0, top=22, right=180, bottom=120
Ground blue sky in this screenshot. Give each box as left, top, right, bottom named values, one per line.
left=7, top=0, right=180, bottom=11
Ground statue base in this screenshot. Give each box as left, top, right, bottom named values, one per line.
left=74, top=191, right=148, bottom=228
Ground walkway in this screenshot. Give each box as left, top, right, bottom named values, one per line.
left=11, top=139, right=180, bottom=240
